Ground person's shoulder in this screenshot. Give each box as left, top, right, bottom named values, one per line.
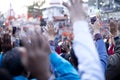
left=14, top=75, right=28, bottom=80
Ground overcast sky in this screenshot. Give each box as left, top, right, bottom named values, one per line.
left=0, top=0, right=64, bottom=14
left=0, top=0, right=87, bottom=15
left=0, top=0, right=34, bottom=15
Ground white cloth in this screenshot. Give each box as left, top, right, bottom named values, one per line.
left=73, top=21, right=104, bottom=80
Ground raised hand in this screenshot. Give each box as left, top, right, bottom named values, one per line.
left=20, top=30, right=51, bottom=80
left=48, top=23, right=56, bottom=36
left=63, top=0, right=87, bottom=23
left=92, top=19, right=101, bottom=35
left=43, top=22, right=57, bottom=40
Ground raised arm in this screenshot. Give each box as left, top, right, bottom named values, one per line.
left=63, top=0, right=104, bottom=80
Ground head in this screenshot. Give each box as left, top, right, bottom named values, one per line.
left=0, top=36, right=3, bottom=52
left=2, top=47, right=27, bottom=77
left=61, top=44, right=68, bottom=53
left=94, top=33, right=102, bottom=41
left=0, top=69, right=12, bottom=80
left=118, top=21, right=120, bottom=34
left=110, top=21, right=117, bottom=37
left=1, top=33, right=12, bottom=53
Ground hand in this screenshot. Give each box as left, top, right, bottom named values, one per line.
left=20, top=30, right=51, bottom=80
left=92, top=20, right=101, bottom=35
left=47, top=23, right=56, bottom=37
left=63, top=0, right=87, bottom=23
left=43, top=23, right=56, bottom=40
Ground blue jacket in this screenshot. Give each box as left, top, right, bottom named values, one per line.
left=14, top=52, right=80, bottom=80
left=0, top=53, right=2, bottom=67
left=14, top=75, right=28, bottom=80
left=14, top=75, right=37, bottom=80
left=96, top=39, right=108, bottom=72
left=50, top=51, right=80, bottom=80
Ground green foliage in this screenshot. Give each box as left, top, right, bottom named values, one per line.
left=28, top=0, right=45, bottom=16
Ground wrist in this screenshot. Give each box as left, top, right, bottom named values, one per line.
left=72, top=18, right=86, bottom=23
left=94, top=30, right=100, bottom=35
left=36, top=72, right=51, bottom=80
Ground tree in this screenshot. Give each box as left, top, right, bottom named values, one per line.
left=28, top=0, right=45, bottom=16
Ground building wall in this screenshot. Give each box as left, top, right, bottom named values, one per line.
left=42, top=7, right=64, bottom=21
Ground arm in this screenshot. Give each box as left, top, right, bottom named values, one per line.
left=62, top=0, right=104, bottom=79
left=73, top=21, right=104, bottom=80
left=50, top=51, right=80, bottom=80
left=96, top=39, right=108, bottom=72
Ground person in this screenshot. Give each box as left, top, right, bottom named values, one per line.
left=0, top=36, right=3, bottom=67
left=104, top=37, right=109, bottom=52
left=108, top=38, right=114, bottom=55
left=0, top=33, right=12, bottom=68
left=0, top=69, right=12, bottom=80
left=94, top=33, right=108, bottom=72
left=18, top=0, right=105, bottom=80
left=60, top=43, right=69, bottom=59
left=63, top=0, right=104, bottom=80
left=2, top=47, right=28, bottom=80
left=106, top=21, right=120, bottom=80
left=20, top=30, right=80, bottom=80
left=69, top=48, right=78, bottom=70
left=1, top=33, right=12, bottom=53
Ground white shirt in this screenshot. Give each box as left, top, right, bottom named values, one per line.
left=73, top=21, right=104, bottom=80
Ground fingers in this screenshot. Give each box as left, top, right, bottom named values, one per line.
left=20, top=35, right=32, bottom=50
left=42, top=36, right=51, bottom=54
left=70, top=0, right=73, bottom=5
left=30, top=32, right=40, bottom=49
left=34, top=29, right=45, bottom=48
left=73, top=0, right=78, bottom=4
left=63, top=2, right=70, bottom=10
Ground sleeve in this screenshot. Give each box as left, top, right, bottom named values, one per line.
left=96, top=39, right=108, bottom=72
left=49, top=51, right=80, bottom=80
left=73, top=21, right=105, bottom=80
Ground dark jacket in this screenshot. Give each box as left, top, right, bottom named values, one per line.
left=106, top=36, right=120, bottom=80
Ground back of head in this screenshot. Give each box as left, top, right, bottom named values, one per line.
left=0, top=36, right=3, bottom=52
left=118, top=21, right=120, bottom=33
left=0, top=69, right=12, bottom=80
left=1, top=33, right=12, bottom=53
left=2, top=48, right=25, bottom=77
left=61, top=44, right=68, bottom=53
left=110, top=21, right=117, bottom=37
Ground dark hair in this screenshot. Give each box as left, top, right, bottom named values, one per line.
left=1, top=33, right=12, bottom=53
left=70, top=48, right=78, bottom=68
left=2, top=48, right=25, bottom=77
left=94, top=33, right=102, bottom=41
left=0, top=69, right=12, bottom=80
left=110, top=21, right=117, bottom=36
left=118, top=21, right=120, bottom=32
left=0, top=36, right=3, bottom=52
left=61, top=44, right=68, bottom=53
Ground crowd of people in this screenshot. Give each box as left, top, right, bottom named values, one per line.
left=0, top=0, right=120, bottom=80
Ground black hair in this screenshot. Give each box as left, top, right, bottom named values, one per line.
left=70, top=48, right=78, bottom=68
left=1, top=33, right=12, bottom=53
left=0, top=36, right=3, bottom=52
left=2, top=48, right=25, bottom=77
left=0, top=69, right=13, bottom=80
left=61, top=48, right=67, bottom=53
